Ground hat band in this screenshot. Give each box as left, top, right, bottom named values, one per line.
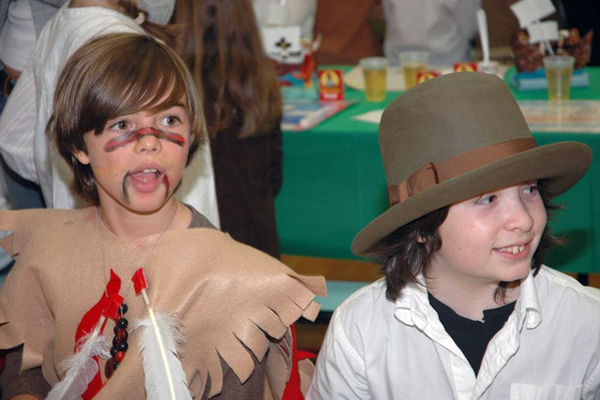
left=388, top=138, right=537, bottom=206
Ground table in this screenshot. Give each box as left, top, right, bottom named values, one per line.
left=276, top=67, right=600, bottom=279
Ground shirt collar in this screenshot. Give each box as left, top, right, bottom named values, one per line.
left=394, top=270, right=543, bottom=330
left=514, top=269, right=543, bottom=330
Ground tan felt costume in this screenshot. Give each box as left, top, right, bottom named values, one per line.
left=0, top=208, right=326, bottom=398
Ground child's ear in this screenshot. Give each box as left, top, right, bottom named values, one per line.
left=73, top=151, right=90, bottom=166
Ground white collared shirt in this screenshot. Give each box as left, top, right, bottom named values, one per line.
left=308, top=267, right=600, bottom=399
left=381, top=0, right=480, bottom=66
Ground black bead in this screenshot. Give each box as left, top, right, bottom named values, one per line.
left=113, top=361, right=120, bottom=371
left=119, top=303, right=128, bottom=315
left=110, top=346, right=118, bottom=357
left=116, top=341, right=128, bottom=352
left=116, top=318, right=128, bottom=329
left=112, top=336, right=119, bottom=347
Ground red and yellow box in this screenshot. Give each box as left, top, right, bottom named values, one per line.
left=417, top=70, right=441, bottom=84
left=318, top=69, right=344, bottom=101
left=453, top=62, right=478, bottom=72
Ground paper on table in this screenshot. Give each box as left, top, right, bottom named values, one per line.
left=518, top=100, right=600, bottom=133
left=353, top=110, right=384, bottom=124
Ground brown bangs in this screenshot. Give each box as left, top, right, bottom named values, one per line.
left=88, top=37, right=195, bottom=135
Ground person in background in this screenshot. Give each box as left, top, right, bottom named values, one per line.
left=308, top=72, right=600, bottom=398
left=381, top=0, right=480, bottom=65
left=0, top=0, right=221, bottom=229
left=312, top=0, right=384, bottom=65
left=174, top=0, right=283, bottom=258
left=0, top=0, right=68, bottom=210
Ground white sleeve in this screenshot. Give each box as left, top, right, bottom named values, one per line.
left=0, top=60, right=38, bottom=183
left=306, top=310, right=370, bottom=399
left=453, top=0, right=481, bottom=40
left=175, top=140, right=221, bottom=229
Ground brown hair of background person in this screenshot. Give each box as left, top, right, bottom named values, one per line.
left=47, top=33, right=205, bottom=206
left=173, top=0, right=284, bottom=259
left=173, top=0, right=281, bottom=138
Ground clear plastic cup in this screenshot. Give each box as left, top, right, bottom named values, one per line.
left=360, top=57, right=388, bottom=102
left=400, top=51, right=429, bottom=89
left=543, top=55, right=575, bottom=101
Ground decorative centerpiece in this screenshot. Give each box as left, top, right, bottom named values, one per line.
left=512, top=28, right=593, bottom=73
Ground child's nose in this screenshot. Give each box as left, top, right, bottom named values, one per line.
left=135, top=132, right=161, bottom=154
left=504, top=199, right=535, bottom=232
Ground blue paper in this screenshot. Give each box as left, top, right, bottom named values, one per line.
left=511, top=68, right=590, bottom=90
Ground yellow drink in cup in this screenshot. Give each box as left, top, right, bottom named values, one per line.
left=360, top=57, right=388, bottom=102
left=400, top=51, right=429, bottom=89
left=543, top=55, right=575, bottom=101
left=402, top=62, right=427, bottom=89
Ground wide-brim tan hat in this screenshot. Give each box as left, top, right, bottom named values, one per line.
left=352, top=72, right=592, bottom=256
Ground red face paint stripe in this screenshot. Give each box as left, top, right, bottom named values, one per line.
left=103, top=127, right=186, bottom=153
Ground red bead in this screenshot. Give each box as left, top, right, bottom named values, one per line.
left=118, top=329, right=128, bottom=342
left=105, top=358, right=115, bottom=379
left=114, top=351, right=126, bottom=362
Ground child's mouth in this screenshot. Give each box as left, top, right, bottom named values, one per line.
left=126, top=166, right=166, bottom=194
left=130, top=169, right=161, bottom=183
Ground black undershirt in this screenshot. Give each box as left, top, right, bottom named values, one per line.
left=428, top=293, right=516, bottom=376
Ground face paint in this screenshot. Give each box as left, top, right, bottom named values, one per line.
left=104, top=127, right=187, bottom=153
left=163, top=175, right=170, bottom=200
left=122, top=175, right=130, bottom=204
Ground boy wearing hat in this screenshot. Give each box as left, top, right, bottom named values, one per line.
left=308, top=72, right=600, bottom=399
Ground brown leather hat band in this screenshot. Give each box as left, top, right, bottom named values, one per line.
left=388, top=138, right=537, bottom=206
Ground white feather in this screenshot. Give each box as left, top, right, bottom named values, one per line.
left=46, top=317, right=110, bottom=400
left=133, top=311, right=192, bottom=400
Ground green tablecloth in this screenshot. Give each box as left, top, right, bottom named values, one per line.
left=276, top=67, right=600, bottom=274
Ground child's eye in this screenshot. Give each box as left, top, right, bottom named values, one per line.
left=161, top=115, right=181, bottom=126
left=109, top=120, right=131, bottom=131
left=523, top=184, right=539, bottom=195
left=476, top=194, right=497, bottom=205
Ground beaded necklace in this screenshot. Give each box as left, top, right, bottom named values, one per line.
left=98, top=205, right=177, bottom=378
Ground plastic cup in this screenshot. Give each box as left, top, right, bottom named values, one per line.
left=543, top=55, right=575, bottom=101
left=400, top=51, right=429, bottom=89
left=477, top=60, right=500, bottom=75
left=360, top=57, right=388, bottom=102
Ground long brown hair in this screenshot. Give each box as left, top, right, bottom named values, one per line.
left=173, top=0, right=282, bottom=138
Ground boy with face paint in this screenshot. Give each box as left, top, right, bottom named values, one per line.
left=0, top=33, right=325, bottom=399
left=0, top=0, right=221, bottom=228
left=307, top=73, right=600, bottom=399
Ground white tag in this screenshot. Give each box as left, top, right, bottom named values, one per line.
left=260, top=26, right=304, bottom=64
left=527, top=20, right=559, bottom=44
left=510, top=0, right=556, bottom=28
